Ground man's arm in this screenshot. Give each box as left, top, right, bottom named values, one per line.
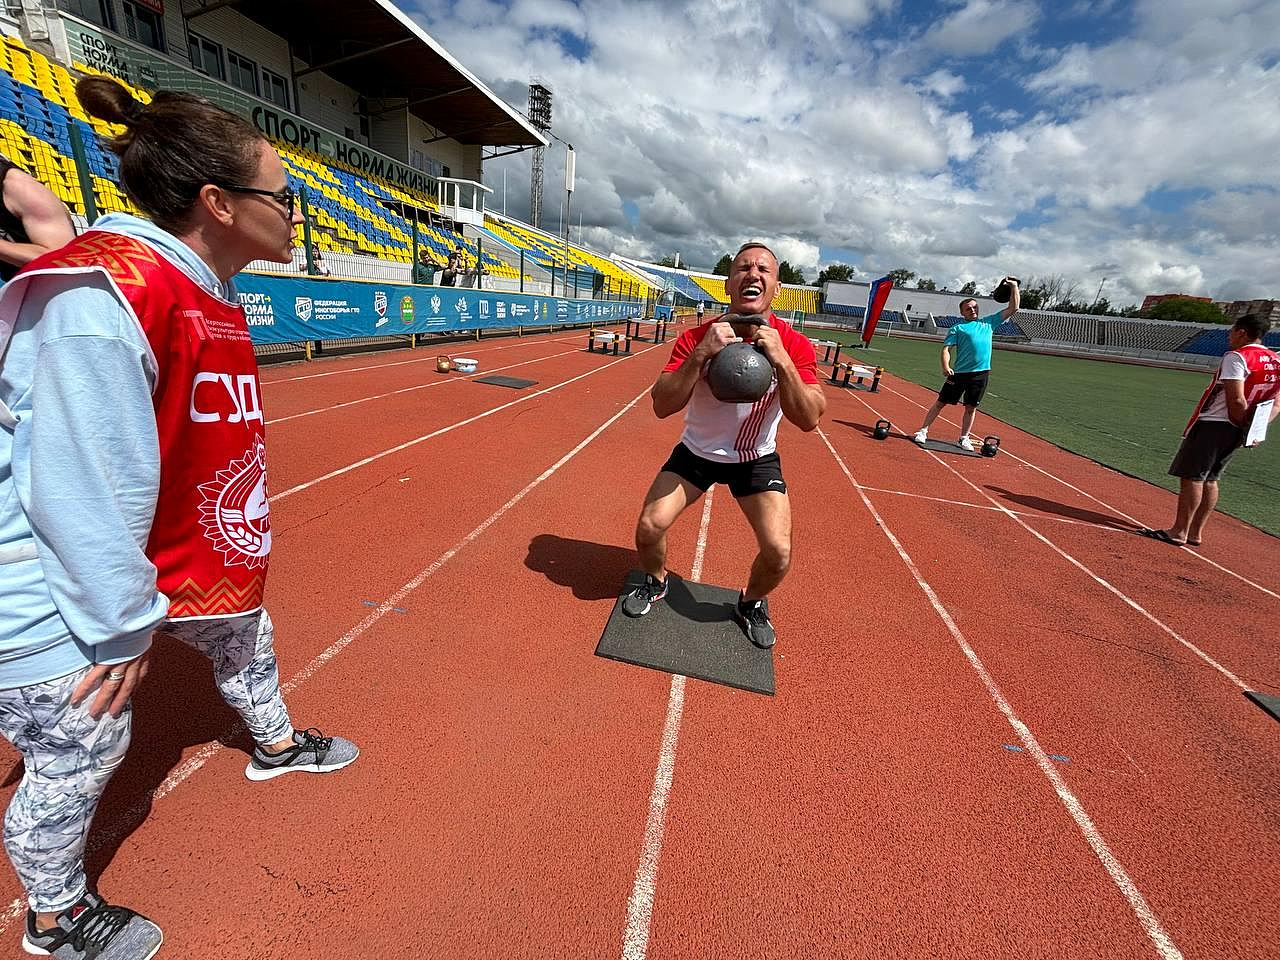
left=752, top=326, right=825, bottom=431
left=1224, top=379, right=1249, bottom=426
left=0, top=170, right=75, bottom=268
left=941, top=344, right=954, bottom=376
left=1001, top=278, right=1020, bottom=321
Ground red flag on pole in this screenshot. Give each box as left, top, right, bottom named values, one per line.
left=862, top=275, right=893, bottom=345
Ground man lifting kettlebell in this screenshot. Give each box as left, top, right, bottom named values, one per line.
left=621, top=242, right=825, bottom=649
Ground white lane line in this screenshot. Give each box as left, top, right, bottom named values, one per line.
left=0, top=387, right=656, bottom=941
left=855, top=484, right=1106, bottom=527
left=819, top=429, right=1184, bottom=960
left=871, top=379, right=1280, bottom=601
left=266, top=347, right=579, bottom=425
left=270, top=343, right=660, bottom=503
left=846, top=389, right=1248, bottom=691
left=261, top=329, right=607, bottom=385
left=622, top=488, right=714, bottom=960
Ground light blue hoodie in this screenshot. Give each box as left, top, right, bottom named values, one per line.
left=0, top=213, right=241, bottom=688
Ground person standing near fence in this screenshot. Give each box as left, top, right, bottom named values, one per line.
left=0, top=77, right=358, bottom=959
left=1142, top=313, right=1280, bottom=547
left=0, top=155, right=76, bottom=283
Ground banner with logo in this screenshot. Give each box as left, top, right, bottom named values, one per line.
left=236, top=275, right=643, bottom=345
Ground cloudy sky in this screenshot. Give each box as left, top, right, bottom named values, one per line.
left=405, top=0, right=1280, bottom=307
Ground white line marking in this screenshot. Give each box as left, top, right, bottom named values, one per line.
left=0, top=387, right=652, bottom=940
left=270, top=343, right=659, bottom=503
left=872, top=379, right=1280, bottom=601
left=846, top=390, right=1248, bottom=691
left=622, top=488, right=714, bottom=960
left=266, top=347, right=578, bottom=425
left=818, top=429, right=1184, bottom=960
left=261, top=330, right=605, bottom=385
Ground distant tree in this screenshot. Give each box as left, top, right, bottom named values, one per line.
left=712, top=254, right=732, bottom=276
left=816, top=263, right=856, bottom=285
left=1145, top=299, right=1229, bottom=324
left=958, top=280, right=978, bottom=296
left=1021, top=274, right=1081, bottom=312
left=658, top=255, right=677, bottom=268
left=917, top=277, right=937, bottom=291
left=887, top=268, right=916, bottom=285
left=778, top=260, right=806, bottom=285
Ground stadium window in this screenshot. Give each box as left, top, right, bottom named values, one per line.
left=121, top=1, right=165, bottom=52
left=188, top=31, right=225, bottom=81
left=227, top=51, right=259, bottom=97
left=63, top=0, right=115, bottom=30
left=262, top=68, right=290, bottom=109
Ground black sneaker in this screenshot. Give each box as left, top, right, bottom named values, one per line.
left=621, top=573, right=668, bottom=617
left=735, top=593, right=776, bottom=649
left=23, top=892, right=162, bottom=959
left=245, top=728, right=360, bottom=782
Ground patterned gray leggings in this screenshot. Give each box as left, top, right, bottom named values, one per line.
left=0, top=608, right=293, bottom=912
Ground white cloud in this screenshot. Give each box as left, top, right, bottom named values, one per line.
left=400, top=0, right=1279, bottom=306
left=922, top=0, right=1040, bottom=57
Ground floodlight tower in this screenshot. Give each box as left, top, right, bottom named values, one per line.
left=528, top=81, right=553, bottom=230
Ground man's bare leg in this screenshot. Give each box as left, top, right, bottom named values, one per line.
left=960, top=404, right=978, bottom=441
left=1167, top=478, right=1203, bottom=543
left=634, top=472, right=703, bottom=582
left=1186, top=479, right=1219, bottom=544
left=736, top=490, right=791, bottom=601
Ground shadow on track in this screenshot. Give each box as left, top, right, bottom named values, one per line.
left=985, top=485, right=1137, bottom=530
left=524, top=534, right=637, bottom=601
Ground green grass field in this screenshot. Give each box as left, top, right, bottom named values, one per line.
left=810, top=329, right=1279, bottom=537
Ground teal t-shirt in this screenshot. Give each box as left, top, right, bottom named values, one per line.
left=944, top=311, right=1003, bottom=373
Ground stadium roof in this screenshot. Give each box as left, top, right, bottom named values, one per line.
left=202, top=0, right=547, bottom=149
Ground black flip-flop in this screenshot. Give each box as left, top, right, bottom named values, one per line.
left=1139, top=528, right=1186, bottom=547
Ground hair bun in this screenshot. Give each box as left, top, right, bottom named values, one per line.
left=122, top=99, right=146, bottom=124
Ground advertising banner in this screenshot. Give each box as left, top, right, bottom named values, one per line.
left=236, top=275, right=642, bottom=345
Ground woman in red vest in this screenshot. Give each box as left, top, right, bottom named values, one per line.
left=0, top=77, right=357, bottom=958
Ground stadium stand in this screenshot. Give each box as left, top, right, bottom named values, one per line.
left=1014, top=310, right=1101, bottom=345
left=1182, top=327, right=1280, bottom=356
left=1102, top=319, right=1202, bottom=353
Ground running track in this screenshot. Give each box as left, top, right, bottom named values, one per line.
left=0, top=327, right=1275, bottom=958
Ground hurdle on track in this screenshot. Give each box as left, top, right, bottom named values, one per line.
left=829, top=361, right=883, bottom=391
left=586, top=328, right=631, bottom=355
left=626, top=316, right=670, bottom=344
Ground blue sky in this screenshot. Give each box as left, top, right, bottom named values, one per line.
left=406, top=0, right=1280, bottom=306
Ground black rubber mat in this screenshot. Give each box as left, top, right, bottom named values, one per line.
left=1245, top=691, right=1280, bottom=724
left=474, top=375, right=538, bottom=389
left=919, top=439, right=984, bottom=458
left=595, top=570, right=775, bottom=695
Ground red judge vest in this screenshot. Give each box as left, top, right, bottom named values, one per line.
left=16, top=230, right=270, bottom=619
left=1186, top=342, right=1280, bottom=434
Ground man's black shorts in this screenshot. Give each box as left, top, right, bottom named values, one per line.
left=660, top=443, right=787, bottom=498
left=1168, top=420, right=1243, bottom=482
left=937, top=370, right=990, bottom=407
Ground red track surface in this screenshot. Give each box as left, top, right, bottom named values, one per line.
left=1, top=328, right=1276, bottom=958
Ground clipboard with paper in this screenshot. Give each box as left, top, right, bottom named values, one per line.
left=1244, top=400, right=1273, bottom=447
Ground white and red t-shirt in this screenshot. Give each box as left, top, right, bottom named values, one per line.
left=663, top=313, right=819, bottom=463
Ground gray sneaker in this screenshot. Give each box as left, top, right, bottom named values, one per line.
left=22, top=892, right=162, bottom=959
left=245, top=728, right=359, bottom=782
left=734, top=593, right=776, bottom=649
left=622, top=573, right=668, bottom=617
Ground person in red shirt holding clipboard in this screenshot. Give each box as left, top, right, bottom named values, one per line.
left=1142, top=313, right=1279, bottom=547
left=621, top=242, right=826, bottom=649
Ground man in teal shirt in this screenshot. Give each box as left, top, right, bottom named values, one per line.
left=913, top=280, right=1020, bottom=450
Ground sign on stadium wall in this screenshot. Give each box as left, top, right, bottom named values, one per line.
left=236, top=275, right=641, bottom=346
left=60, top=15, right=437, bottom=196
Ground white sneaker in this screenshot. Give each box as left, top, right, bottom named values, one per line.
left=912, top=429, right=928, bottom=445
left=958, top=436, right=976, bottom=452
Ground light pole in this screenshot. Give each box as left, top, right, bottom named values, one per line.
left=564, top=144, right=575, bottom=298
